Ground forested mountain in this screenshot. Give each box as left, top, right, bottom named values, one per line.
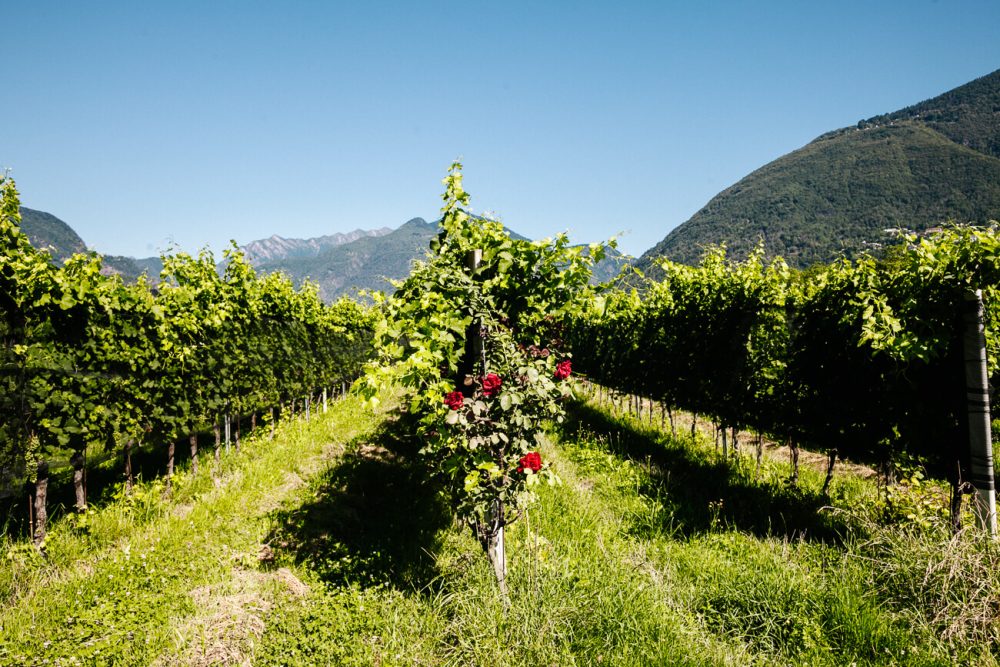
left=638, top=68, right=1000, bottom=272
left=19, top=207, right=87, bottom=260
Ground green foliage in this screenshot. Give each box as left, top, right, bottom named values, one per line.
left=0, top=173, right=374, bottom=501
left=572, top=226, right=1000, bottom=482
left=360, top=163, right=607, bottom=534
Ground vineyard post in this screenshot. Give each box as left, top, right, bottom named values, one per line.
left=189, top=433, right=198, bottom=475
left=962, top=289, right=997, bottom=538
left=323, top=387, right=328, bottom=413
left=468, top=247, right=508, bottom=597
left=213, top=420, right=221, bottom=464
left=71, top=450, right=86, bottom=511
left=32, top=459, right=48, bottom=548
left=224, top=404, right=231, bottom=453
left=166, top=439, right=175, bottom=489
left=124, top=438, right=135, bottom=493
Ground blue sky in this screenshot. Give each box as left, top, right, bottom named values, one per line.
left=3, top=1, right=999, bottom=258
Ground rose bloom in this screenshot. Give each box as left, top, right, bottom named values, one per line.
left=481, top=373, right=502, bottom=397
left=554, top=359, right=572, bottom=380
left=517, top=451, right=542, bottom=473
left=443, top=391, right=464, bottom=411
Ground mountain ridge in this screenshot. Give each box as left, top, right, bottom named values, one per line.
left=14, top=209, right=628, bottom=301
left=241, top=227, right=392, bottom=264
left=637, top=68, right=1000, bottom=272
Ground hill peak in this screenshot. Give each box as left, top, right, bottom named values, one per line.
left=637, top=68, right=1000, bottom=272
left=240, top=226, right=392, bottom=264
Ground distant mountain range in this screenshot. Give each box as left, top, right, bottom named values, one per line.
left=240, top=228, right=392, bottom=264
left=251, top=217, right=451, bottom=300
left=637, top=68, right=1000, bottom=273
left=17, top=208, right=630, bottom=301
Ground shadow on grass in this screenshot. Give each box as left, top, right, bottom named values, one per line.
left=265, top=419, right=450, bottom=592
left=565, top=402, right=852, bottom=543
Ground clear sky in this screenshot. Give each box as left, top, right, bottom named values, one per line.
left=3, top=1, right=999, bottom=259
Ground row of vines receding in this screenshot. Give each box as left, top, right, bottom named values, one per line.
left=0, top=174, right=374, bottom=549
left=567, top=231, right=1000, bottom=528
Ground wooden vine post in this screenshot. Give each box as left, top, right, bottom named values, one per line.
left=466, top=247, right=508, bottom=596
left=962, top=289, right=997, bottom=538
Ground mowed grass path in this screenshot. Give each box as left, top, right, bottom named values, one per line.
left=0, top=395, right=386, bottom=666
left=3, top=389, right=998, bottom=665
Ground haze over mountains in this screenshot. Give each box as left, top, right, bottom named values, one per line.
left=637, top=68, right=1000, bottom=274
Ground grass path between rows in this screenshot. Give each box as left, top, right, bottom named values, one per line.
left=3, top=388, right=998, bottom=665
left=0, top=394, right=387, bottom=666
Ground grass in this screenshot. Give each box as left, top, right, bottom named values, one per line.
left=2, top=385, right=999, bottom=665
left=561, top=391, right=1000, bottom=665
left=0, top=394, right=386, bottom=665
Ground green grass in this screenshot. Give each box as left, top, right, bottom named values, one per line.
left=560, top=393, right=1000, bottom=665
left=3, top=387, right=999, bottom=665
left=0, top=395, right=386, bottom=665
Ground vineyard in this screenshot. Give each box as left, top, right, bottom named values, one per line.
left=568, top=231, right=1000, bottom=531
left=2, top=167, right=1000, bottom=665
left=0, top=175, right=374, bottom=548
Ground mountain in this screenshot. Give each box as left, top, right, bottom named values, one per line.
left=638, top=68, right=1000, bottom=272
left=249, top=218, right=628, bottom=301
left=252, top=217, right=441, bottom=300
left=240, top=228, right=392, bottom=264
left=17, top=206, right=161, bottom=280
left=19, top=207, right=87, bottom=261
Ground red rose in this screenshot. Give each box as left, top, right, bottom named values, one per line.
left=481, top=373, right=502, bottom=397
left=443, top=391, right=464, bottom=411
left=554, top=360, right=572, bottom=380
left=517, top=451, right=542, bottom=473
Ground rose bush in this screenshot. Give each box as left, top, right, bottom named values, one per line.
left=358, top=162, right=611, bottom=592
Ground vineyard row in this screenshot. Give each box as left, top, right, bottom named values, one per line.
left=0, top=176, right=374, bottom=546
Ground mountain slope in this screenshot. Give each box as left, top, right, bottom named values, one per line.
left=17, top=207, right=161, bottom=279
left=241, top=228, right=392, bottom=264
left=639, top=69, right=1000, bottom=271
left=19, top=207, right=87, bottom=261
left=253, top=218, right=442, bottom=300
left=253, top=218, right=628, bottom=300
